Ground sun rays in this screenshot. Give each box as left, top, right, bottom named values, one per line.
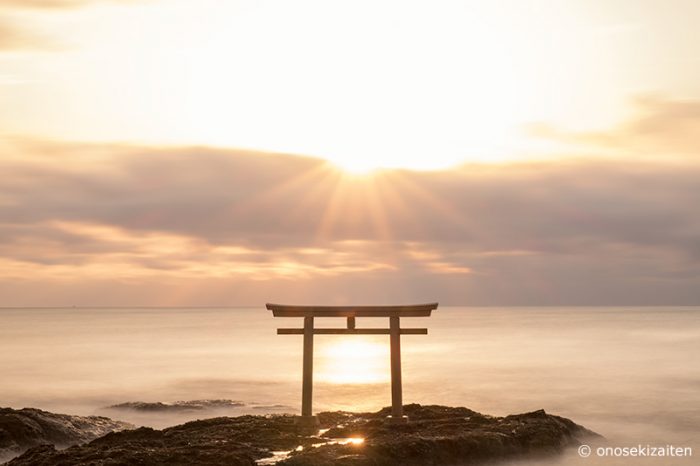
left=230, top=158, right=475, bottom=280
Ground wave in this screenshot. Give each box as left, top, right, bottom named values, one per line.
left=105, top=399, right=245, bottom=412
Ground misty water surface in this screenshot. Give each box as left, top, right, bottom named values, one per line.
left=1, top=307, right=698, bottom=465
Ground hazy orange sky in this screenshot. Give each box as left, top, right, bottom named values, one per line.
left=1, top=0, right=699, bottom=306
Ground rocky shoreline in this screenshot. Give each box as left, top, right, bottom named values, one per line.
left=3, top=404, right=599, bottom=465
left=0, top=407, right=132, bottom=463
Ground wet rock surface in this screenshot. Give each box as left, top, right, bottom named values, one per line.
left=5, top=404, right=599, bottom=466
left=0, top=407, right=132, bottom=463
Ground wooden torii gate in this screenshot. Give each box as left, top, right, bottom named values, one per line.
left=266, top=303, right=438, bottom=425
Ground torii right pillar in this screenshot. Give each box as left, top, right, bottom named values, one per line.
left=389, top=315, right=405, bottom=422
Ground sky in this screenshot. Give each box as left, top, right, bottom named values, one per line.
left=1, top=0, right=699, bottom=306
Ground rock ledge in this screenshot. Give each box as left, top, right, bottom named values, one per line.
left=6, top=404, right=599, bottom=466
left=0, top=407, right=132, bottom=463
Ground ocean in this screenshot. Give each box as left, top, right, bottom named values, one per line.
left=1, top=306, right=698, bottom=465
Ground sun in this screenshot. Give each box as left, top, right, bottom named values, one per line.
left=317, top=338, right=389, bottom=384
left=330, top=158, right=385, bottom=175
left=324, top=150, right=476, bottom=174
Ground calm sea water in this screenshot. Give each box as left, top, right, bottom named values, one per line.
left=1, top=307, right=698, bottom=465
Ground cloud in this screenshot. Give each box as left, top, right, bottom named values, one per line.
left=0, top=0, right=140, bottom=9
left=618, top=95, right=700, bottom=155
left=529, top=95, right=700, bottom=157
left=0, top=0, right=147, bottom=52
left=0, top=221, right=395, bottom=281
left=1, top=132, right=699, bottom=306
left=0, top=18, right=54, bottom=50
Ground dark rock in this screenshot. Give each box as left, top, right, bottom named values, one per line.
left=282, top=404, right=599, bottom=466
left=5, top=404, right=600, bottom=466
left=0, top=407, right=132, bottom=463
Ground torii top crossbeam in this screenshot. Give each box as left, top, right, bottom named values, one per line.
left=267, top=303, right=436, bottom=317
left=266, top=302, right=438, bottom=425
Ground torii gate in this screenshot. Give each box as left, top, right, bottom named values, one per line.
left=266, top=303, right=438, bottom=425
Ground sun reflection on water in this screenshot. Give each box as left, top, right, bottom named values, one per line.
left=317, top=338, right=389, bottom=384
left=341, top=437, right=365, bottom=446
